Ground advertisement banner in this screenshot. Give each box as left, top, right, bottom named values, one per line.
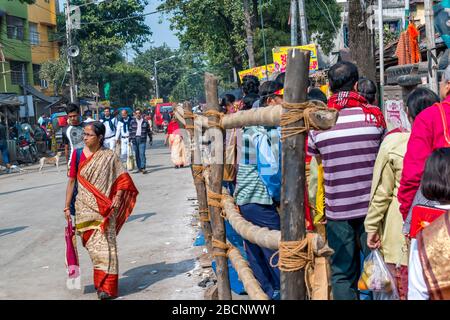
left=238, top=64, right=276, bottom=82
left=272, top=44, right=319, bottom=74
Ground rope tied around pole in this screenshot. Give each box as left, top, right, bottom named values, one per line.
left=192, top=165, right=205, bottom=183
left=198, top=209, right=211, bottom=222
left=183, top=110, right=196, bottom=130
left=270, top=237, right=315, bottom=298
left=204, top=109, right=224, bottom=130
left=280, top=101, right=328, bottom=141
left=207, top=190, right=226, bottom=218
left=212, top=238, right=230, bottom=258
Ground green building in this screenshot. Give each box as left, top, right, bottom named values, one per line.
left=0, top=0, right=33, bottom=94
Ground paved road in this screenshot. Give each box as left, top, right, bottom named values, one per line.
left=0, top=134, right=206, bottom=300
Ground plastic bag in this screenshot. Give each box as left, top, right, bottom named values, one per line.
left=127, top=142, right=136, bottom=171
left=358, top=249, right=399, bottom=299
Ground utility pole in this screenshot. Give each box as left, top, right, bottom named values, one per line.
left=378, top=0, right=384, bottom=109
left=65, top=0, right=77, bottom=103
left=424, top=0, right=439, bottom=94
left=404, top=0, right=410, bottom=29
left=154, top=61, right=160, bottom=99
left=298, top=0, right=308, bottom=45
left=290, top=0, right=298, bottom=46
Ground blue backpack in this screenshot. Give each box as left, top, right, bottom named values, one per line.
left=254, top=128, right=282, bottom=202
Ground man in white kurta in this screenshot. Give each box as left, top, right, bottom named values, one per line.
left=100, top=107, right=118, bottom=151
left=115, top=109, right=132, bottom=163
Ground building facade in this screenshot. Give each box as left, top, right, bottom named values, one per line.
left=0, top=0, right=60, bottom=123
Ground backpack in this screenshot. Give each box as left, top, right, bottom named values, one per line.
left=255, top=128, right=282, bottom=202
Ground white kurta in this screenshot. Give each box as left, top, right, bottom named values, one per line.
left=101, top=117, right=118, bottom=151
left=407, top=239, right=429, bottom=300
left=115, top=118, right=130, bottom=162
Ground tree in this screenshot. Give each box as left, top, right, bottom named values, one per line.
left=106, top=62, right=152, bottom=106
left=53, top=0, right=152, bottom=102
left=159, top=0, right=341, bottom=83
left=133, top=45, right=185, bottom=101
left=348, top=0, right=376, bottom=81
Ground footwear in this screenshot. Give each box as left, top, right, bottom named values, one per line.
left=97, top=290, right=115, bottom=300
left=133, top=169, right=140, bottom=174
left=141, top=169, right=148, bottom=174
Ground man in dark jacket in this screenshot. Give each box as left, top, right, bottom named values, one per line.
left=129, top=109, right=151, bottom=174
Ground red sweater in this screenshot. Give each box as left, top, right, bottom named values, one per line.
left=398, top=97, right=450, bottom=220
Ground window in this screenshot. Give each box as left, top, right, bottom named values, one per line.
left=6, top=15, right=25, bottom=40
left=33, top=64, right=41, bottom=86
left=10, top=61, right=27, bottom=85
left=29, top=23, right=40, bottom=45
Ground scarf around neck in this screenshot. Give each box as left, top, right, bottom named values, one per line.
left=103, top=116, right=116, bottom=132
left=121, top=117, right=131, bottom=133
left=328, top=91, right=386, bottom=128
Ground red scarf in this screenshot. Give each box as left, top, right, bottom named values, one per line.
left=328, top=91, right=386, bottom=128
left=167, top=119, right=180, bottom=135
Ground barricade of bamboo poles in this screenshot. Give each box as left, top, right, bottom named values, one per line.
left=179, top=49, right=338, bottom=300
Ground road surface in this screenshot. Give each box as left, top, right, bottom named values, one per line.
left=0, top=134, right=206, bottom=300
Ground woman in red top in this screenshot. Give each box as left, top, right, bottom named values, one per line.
left=398, top=66, right=450, bottom=221
left=165, top=113, right=186, bottom=168
left=64, top=121, right=138, bottom=300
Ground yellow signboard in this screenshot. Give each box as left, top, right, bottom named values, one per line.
left=150, top=98, right=163, bottom=106
left=272, top=44, right=319, bottom=74
left=238, top=64, right=276, bottom=82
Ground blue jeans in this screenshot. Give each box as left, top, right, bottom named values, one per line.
left=239, top=203, right=280, bottom=299
left=0, top=142, right=10, bottom=165
left=133, top=136, right=147, bottom=170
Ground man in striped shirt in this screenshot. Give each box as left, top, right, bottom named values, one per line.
left=308, top=61, right=385, bottom=300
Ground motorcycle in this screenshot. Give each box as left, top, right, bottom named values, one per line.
left=16, top=136, right=38, bottom=164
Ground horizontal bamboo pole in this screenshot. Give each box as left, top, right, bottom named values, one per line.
left=227, top=244, right=270, bottom=300
left=175, top=103, right=338, bottom=131
left=222, top=193, right=280, bottom=250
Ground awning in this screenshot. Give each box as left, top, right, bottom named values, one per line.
left=19, top=84, right=59, bottom=104
left=0, top=93, right=21, bottom=106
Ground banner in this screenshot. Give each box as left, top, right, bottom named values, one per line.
left=272, top=44, right=319, bottom=74
left=238, top=64, right=276, bottom=82
left=150, top=98, right=163, bottom=106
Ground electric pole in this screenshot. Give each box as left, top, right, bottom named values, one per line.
left=65, top=0, right=77, bottom=103
left=298, top=0, right=308, bottom=45
left=424, top=0, right=439, bottom=94
left=290, top=0, right=298, bottom=46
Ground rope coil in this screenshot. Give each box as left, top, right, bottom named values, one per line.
left=212, top=238, right=230, bottom=258
left=207, top=190, right=224, bottom=208
left=192, top=165, right=205, bottom=183
left=280, top=101, right=327, bottom=141
left=204, top=109, right=224, bottom=130
left=270, top=237, right=315, bottom=298
left=198, top=209, right=211, bottom=222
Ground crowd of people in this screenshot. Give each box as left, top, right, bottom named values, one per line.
left=217, top=61, right=450, bottom=300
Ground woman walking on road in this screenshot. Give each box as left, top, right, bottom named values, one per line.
left=165, top=113, right=186, bottom=168
left=64, top=121, right=138, bottom=300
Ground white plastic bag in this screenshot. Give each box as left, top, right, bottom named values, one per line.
left=358, top=249, right=399, bottom=300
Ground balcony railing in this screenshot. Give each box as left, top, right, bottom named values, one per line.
left=30, top=31, right=40, bottom=45
left=7, top=25, right=24, bottom=41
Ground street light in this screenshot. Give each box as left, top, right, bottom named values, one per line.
left=154, top=55, right=177, bottom=99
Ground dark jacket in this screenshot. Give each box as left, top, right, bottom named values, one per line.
left=129, top=118, right=151, bottom=142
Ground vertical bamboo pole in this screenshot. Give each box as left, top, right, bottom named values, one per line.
left=280, top=49, right=310, bottom=300
left=204, top=73, right=232, bottom=300
left=182, top=101, right=213, bottom=253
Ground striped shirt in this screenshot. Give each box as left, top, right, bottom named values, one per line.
left=235, top=126, right=273, bottom=206
left=308, top=108, right=384, bottom=220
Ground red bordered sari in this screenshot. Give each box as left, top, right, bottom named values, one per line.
left=75, top=148, right=138, bottom=297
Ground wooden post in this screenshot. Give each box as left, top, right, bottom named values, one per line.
left=280, top=49, right=310, bottom=300
left=182, top=101, right=214, bottom=253
left=204, top=73, right=232, bottom=300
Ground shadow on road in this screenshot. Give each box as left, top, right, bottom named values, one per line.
left=83, top=259, right=196, bottom=297
left=0, top=226, right=28, bottom=237
left=127, top=212, right=156, bottom=223
left=0, top=182, right=65, bottom=196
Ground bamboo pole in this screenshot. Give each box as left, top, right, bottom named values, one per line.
left=227, top=245, right=269, bottom=300
left=280, top=49, right=310, bottom=300
left=174, top=103, right=338, bottom=130
left=182, top=101, right=213, bottom=253
left=222, top=193, right=280, bottom=250
left=204, top=72, right=232, bottom=300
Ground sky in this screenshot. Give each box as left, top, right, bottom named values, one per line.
left=58, top=0, right=180, bottom=58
